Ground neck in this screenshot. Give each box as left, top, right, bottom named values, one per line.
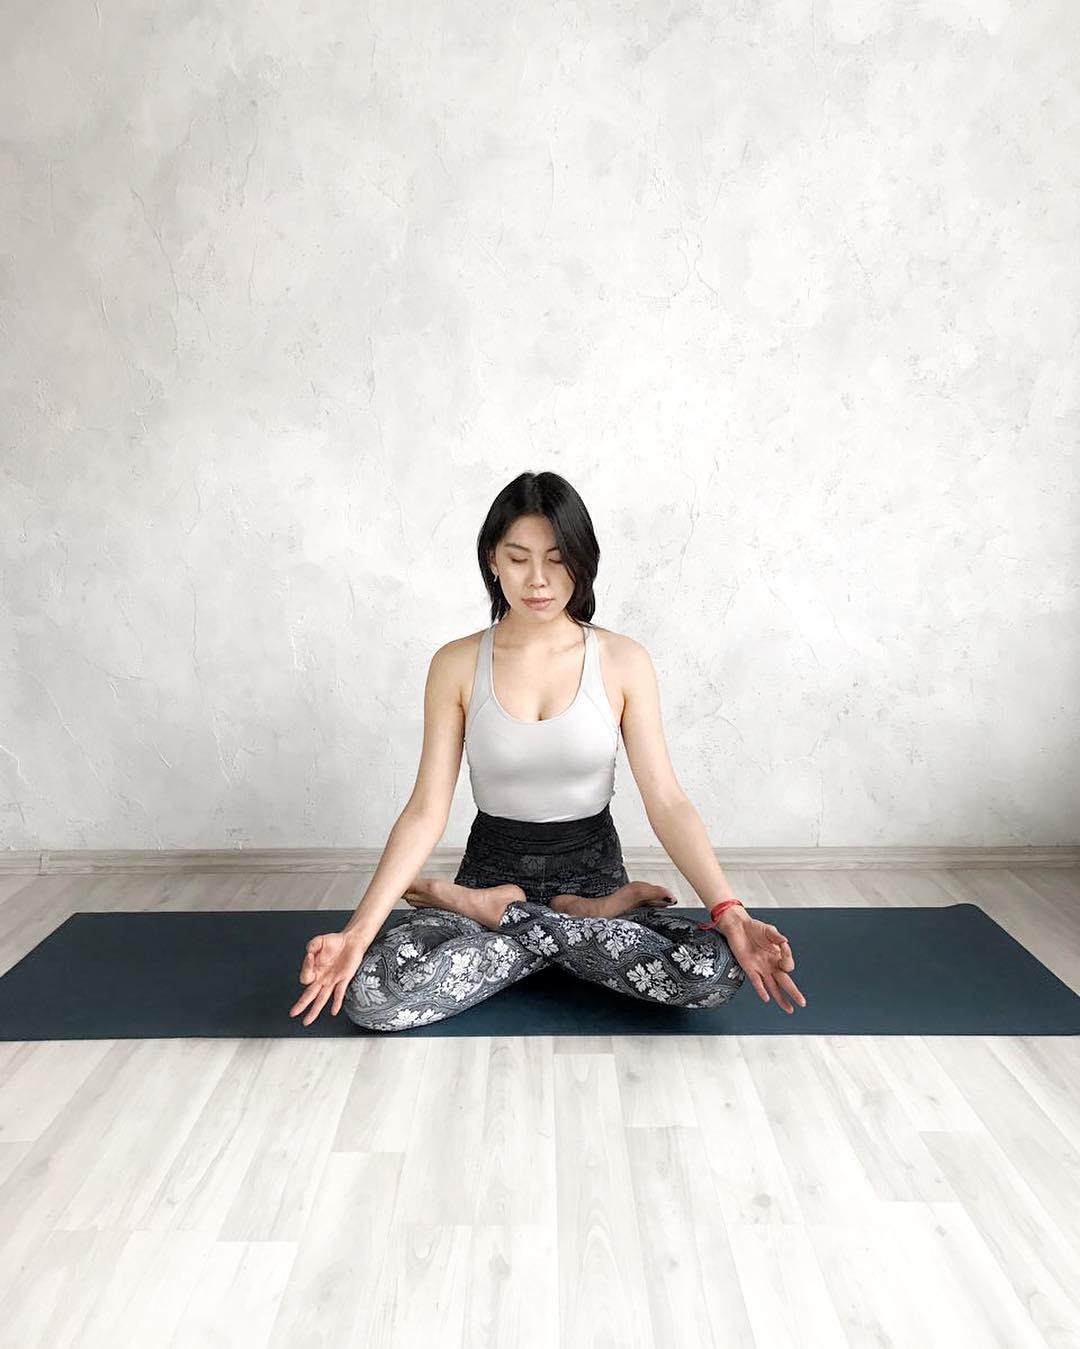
left=496, top=610, right=581, bottom=651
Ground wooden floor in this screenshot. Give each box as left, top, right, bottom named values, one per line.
left=0, top=863, right=1078, bottom=1349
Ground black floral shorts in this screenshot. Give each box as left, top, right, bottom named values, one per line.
left=452, top=804, right=630, bottom=904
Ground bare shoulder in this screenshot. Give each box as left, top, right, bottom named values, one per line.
left=437, top=626, right=489, bottom=714
left=585, top=623, right=652, bottom=717
left=440, top=627, right=488, bottom=659
left=590, top=624, right=647, bottom=664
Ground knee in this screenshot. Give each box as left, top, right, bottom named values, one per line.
left=676, top=934, right=747, bottom=1007
left=683, top=984, right=743, bottom=1008
left=342, top=969, right=446, bottom=1032
left=340, top=968, right=406, bottom=1032
left=344, top=1009, right=409, bottom=1032
left=690, top=954, right=747, bottom=1007
left=342, top=995, right=421, bottom=1032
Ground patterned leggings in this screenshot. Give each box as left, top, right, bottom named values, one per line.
left=342, top=804, right=747, bottom=1032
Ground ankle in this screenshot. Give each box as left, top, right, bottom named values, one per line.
left=549, top=895, right=594, bottom=916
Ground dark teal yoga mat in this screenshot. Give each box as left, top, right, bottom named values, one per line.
left=0, top=903, right=1077, bottom=1040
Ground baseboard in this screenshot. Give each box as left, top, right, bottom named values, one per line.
left=1, top=845, right=1078, bottom=876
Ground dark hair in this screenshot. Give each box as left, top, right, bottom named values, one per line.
left=476, top=472, right=601, bottom=626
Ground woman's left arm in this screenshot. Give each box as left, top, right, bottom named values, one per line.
left=646, top=797, right=750, bottom=926
left=617, top=637, right=804, bottom=1009
left=616, top=637, right=750, bottom=926
left=649, top=799, right=805, bottom=1011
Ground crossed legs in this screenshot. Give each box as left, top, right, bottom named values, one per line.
left=395, top=872, right=746, bottom=1010
left=342, top=872, right=748, bottom=1031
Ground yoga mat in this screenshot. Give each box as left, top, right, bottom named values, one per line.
left=0, top=903, right=1077, bottom=1040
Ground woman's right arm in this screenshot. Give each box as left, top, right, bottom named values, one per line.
left=340, top=808, right=448, bottom=942
left=290, top=641, right=469, bottom=1025
left=340, top=640, right=467, bottom=943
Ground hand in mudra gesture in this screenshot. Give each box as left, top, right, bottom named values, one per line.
left=724, top=914, right=807, bottom=1014
left=289, top=930, right=368, bottom=1027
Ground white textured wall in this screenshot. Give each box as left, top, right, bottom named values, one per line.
left=1, top=2, right=1077, bottom=852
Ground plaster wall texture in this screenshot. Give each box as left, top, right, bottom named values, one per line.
left=1, top=2, right=1077, bottom=850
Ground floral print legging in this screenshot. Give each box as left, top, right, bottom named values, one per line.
left=342, top=804, right=747, bottom=1032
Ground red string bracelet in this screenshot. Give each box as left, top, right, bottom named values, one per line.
left=696, top=899, right=745, bottom=931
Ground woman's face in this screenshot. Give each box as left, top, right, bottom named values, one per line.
left=490, top=514, right=574, bottom=619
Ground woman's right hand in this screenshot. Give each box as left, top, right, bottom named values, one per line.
left=289, top=929, right=369, bottom=1026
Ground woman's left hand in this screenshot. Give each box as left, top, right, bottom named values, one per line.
left=722, top=914, right=807, bottom=1014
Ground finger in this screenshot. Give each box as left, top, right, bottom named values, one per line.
left=748, top=971, right=770, bottom=1003
left=771, top=933, right=793, bottom=960
left=300, top=954, right=323, bottom=985
left=289, top=986, right=318, bottom=1018
left=769, top=950, right=793, bottom=975
left=769, top=936, right=794, bottom=971
left=769, top=970, right=806, bottom=1010
left=300, top=987, right=330, bottom=1025
left=291, top=979, right=330, bottom=1018
left=776, top=971, right=807, bottom=1007
left=302, top=986, right=333, bottom=1026
left=763, top=971, right=795, bottom=1014
left=763, top=939, right=791, bottom=968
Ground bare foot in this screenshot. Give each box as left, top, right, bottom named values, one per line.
left=403, top=876, right=527, bottom=931
left=549, top=880, right=678, bottom=920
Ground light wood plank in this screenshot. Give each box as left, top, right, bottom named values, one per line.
left=0, top=864, right=1075, bottom=1347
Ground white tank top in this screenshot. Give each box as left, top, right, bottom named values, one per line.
left=464, top=620, right=620, bottom=823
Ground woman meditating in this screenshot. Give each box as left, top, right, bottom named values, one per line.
left=289, top=471, right=806, bottom=1031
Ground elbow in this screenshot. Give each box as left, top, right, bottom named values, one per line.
left=400, top=799, right=450, bottom=834
left=647, top=794, right=691, bottom=826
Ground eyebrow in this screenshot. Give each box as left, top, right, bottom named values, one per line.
left=503, top=540, right=561, bottom=552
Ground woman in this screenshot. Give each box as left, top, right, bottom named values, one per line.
left=289, top=472, right=806, bottom=1031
